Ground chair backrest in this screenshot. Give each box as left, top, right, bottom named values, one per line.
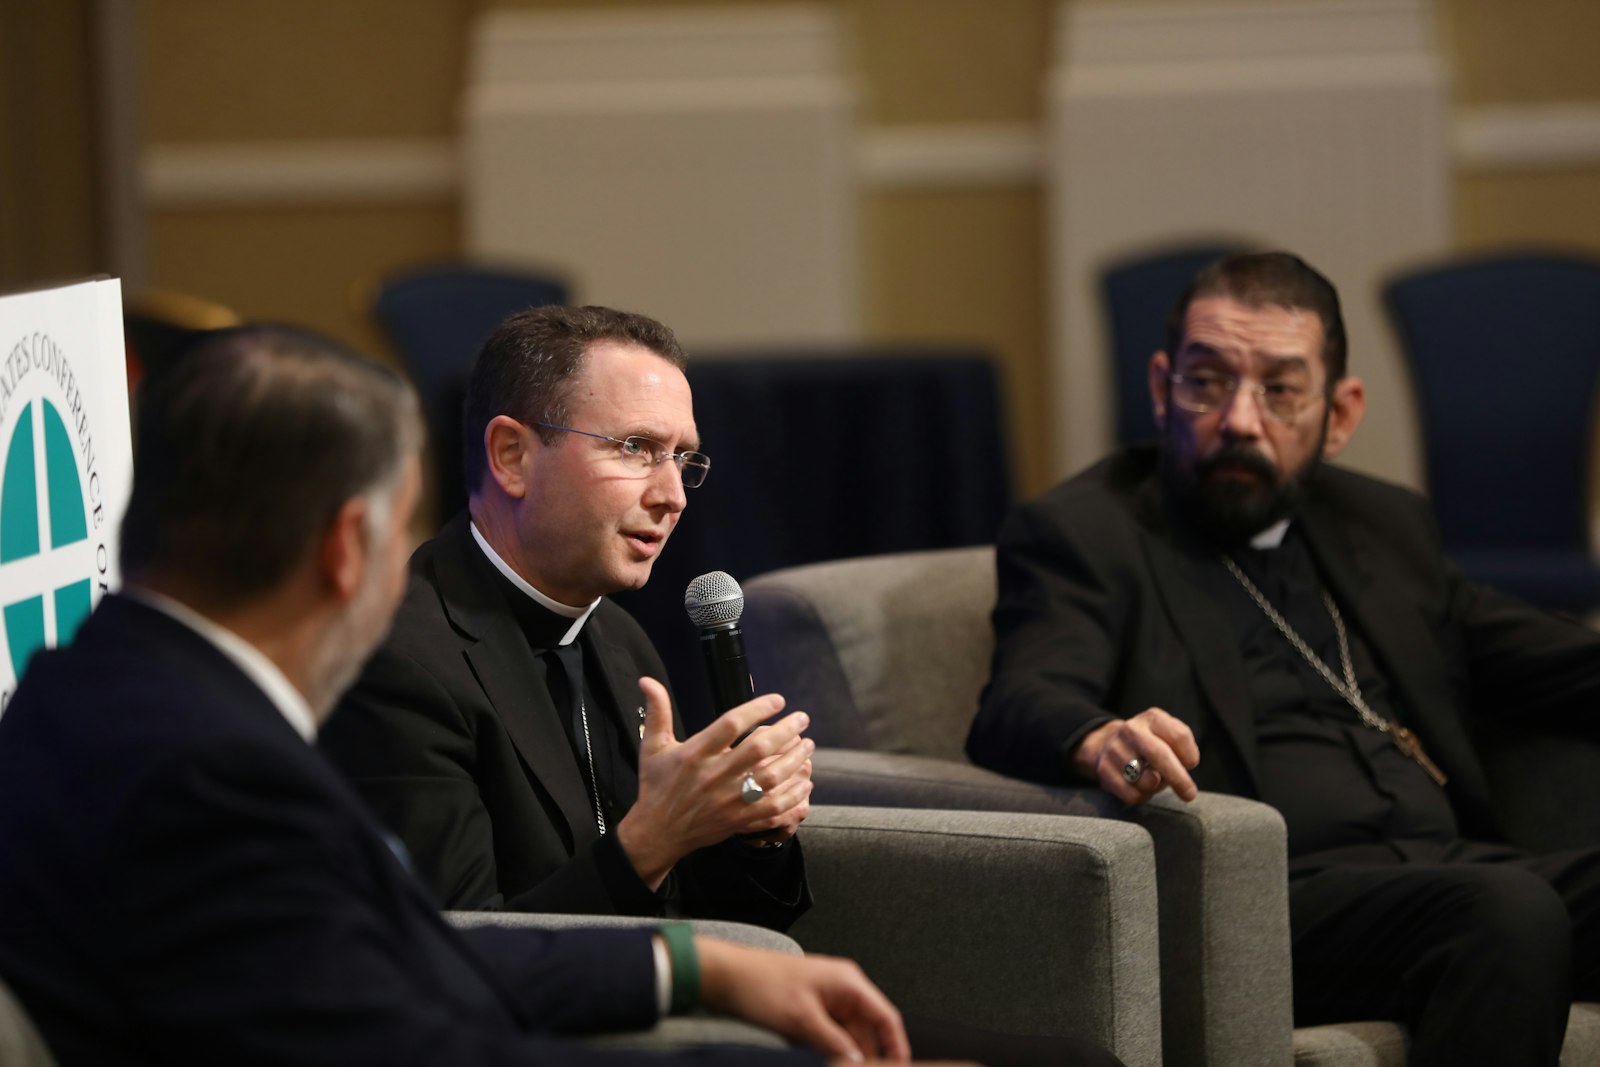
left=1101, top=242, right=1247, bottom=445
left=371, top=263, right=569, bottom=517
left=0, top=976, right=57, bottom=1067
left=1386, top=252, right=1600, bottom=553
left=741, top=546, right=996, bottom=760
left=371, top=264, right=569, bottom=404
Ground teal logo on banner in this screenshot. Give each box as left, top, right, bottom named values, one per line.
left=0, top=326, right=116, bottom=710
left=1, top=400, right=93, bottom=678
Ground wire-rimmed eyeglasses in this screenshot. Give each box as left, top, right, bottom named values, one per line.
left=1168, top=371, right=1320, bottom=425
left=534, top=422, right=711, bottom=488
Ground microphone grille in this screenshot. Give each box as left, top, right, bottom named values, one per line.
left=685, top=571, right=744, bottom=629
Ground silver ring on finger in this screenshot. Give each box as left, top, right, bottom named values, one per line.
left=1121, top=757, right=1145, bottom=785
left=740, top=773, right=764, bottom=804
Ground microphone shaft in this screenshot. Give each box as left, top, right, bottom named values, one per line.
left=700, top=625, right=754, bottom=716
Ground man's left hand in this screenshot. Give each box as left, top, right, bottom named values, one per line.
left=739, top=725, right=812, bottom=846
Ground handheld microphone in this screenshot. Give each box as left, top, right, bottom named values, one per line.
left=684, top=571, right=756, bottom=719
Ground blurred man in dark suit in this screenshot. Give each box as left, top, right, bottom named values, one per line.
left=969, top=251, right=1600, bottom=1066
left=0, top=324, right=910, bottom=1067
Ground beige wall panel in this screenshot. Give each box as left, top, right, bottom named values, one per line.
left=1, top=0, right=99, bottom=289
left=146, top=203, right=459, bottom=362
left=853, top=0, right=1052, bottom=123
left=147, top=202, right=462, bottom=529
left=488, top=0, right=1054, bottom=124
left=140, top=0, right=469, bottom=141
left=1456, top=170, right=1600, bottom=251
left=1446, top=0, right=1600, bottom=105
left=863, top=187, right=1051, bottom=498
left=464, top=6, right=858, bottom=347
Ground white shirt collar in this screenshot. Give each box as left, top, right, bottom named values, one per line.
left=469, top=521, right=599, bottom=645
left=124, top=587, right=319, bottom=743
left=1249, top=518, right=1292, bottom=550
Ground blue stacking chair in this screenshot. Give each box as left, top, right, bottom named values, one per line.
left=371, top=263, right=569, bottom=516
left=1101, top=242, right=1247, bottom=445
left=1385, top=252, right=1600, bottom=612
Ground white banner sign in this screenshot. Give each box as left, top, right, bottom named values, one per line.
left=0, top=279, right=132, bottom=711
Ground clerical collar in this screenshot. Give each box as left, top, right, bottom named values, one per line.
left=124, top=587, right=319, bottom=743
left=469, top=521, right=599, bottom=646
left=1249, top=519, right=1291, bottom=550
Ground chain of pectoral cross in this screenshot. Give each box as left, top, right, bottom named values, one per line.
left=1222, top=555, right=1449, bottom=787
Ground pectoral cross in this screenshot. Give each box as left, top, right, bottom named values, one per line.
left=1390, top=725, right=1449, bottom=786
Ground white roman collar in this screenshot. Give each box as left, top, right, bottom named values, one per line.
left=469, top=521, right=599, bottom=646
left=1249, top=518, right=1292, bottom=550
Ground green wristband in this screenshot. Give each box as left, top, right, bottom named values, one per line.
left=658, top=922, right=700, bottom=1015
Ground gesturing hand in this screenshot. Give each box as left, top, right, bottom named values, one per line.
left=615, top=677, right=815, bottom=888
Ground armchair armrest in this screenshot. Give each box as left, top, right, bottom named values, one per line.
left=0, top=977, right=54, bottom=1067
left=445, top=911, right=797, bottom=1052
left=810, top=749, right=1293, bottom=1067
left=445, top=910, right=802, bottom=955
left=1130, top=792, right=1291, bottom=1067
left=795, top=804, right=1161, bottom=1067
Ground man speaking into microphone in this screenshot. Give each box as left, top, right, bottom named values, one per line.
left=321, top=304, right=812, bottom=930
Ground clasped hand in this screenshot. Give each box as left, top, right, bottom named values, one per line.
left=616, top=676, right=814, bottom=888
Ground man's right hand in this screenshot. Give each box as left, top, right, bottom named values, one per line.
left=697, top=936, right=910, bottom=1062
left=1072, top=707, right=1200, bottom=805
left=616, top=677, right=814, bottom=889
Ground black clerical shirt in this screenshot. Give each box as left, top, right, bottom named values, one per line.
left=1199, top=525, right=1459, bottom=863
left=499, top=585, right=638, bottom=830
left=482, top=557, right=803, bottom=918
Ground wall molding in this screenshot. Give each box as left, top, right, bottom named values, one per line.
left=140, top=103, right=1600, bottom=209
left=1455, top=103, right=1600, bottom=171
left=858, top=122, right=1042, bottom=189
left=143, top=139, right=459, bottom=208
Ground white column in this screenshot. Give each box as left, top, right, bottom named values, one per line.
left=463, top=5, right=858, bottom=349
left=1045, top=0, right=1450, bottom=487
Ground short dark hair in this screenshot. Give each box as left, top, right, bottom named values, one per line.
left=1164, top=251, right=1348, bottom=384
left=120, top=324, right=421, bottom=606
left=462, top=305, right=686, bottom=494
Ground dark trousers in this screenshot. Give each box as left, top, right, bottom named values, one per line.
left=1288, top=839, right=1600, bottom=1067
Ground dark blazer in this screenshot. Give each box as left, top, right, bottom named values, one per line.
left=967, top=445, right=1600, bottom=840
left=321, top=515, right=809, bottom=927
left=0, top=595, right=816, bottom=1066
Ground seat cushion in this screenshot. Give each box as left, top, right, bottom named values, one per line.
left=1292, top=1003, right=1600, bottom=1066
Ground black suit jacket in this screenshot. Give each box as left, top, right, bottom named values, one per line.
left=321, top=515, right=809, bottom=927
left=0, top=595, right=817, bottom=1066
left=967, top=446, right=1600, bottom=840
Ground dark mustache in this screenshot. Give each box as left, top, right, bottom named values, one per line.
left=1195, top=446, right=1277, bottom=482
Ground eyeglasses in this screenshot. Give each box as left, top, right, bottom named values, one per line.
left=534, top=422, right=711, bottom=488
left=1168, top=371, right=1320, bottom=425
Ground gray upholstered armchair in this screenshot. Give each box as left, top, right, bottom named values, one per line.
left=0, top=976, right=54, bottom=1067
left=741, top=546, right=1290, bottom=1067
left=453, top=804, right=1163, bottom=1066
left=741, top=545, right=1600, bottom=1067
